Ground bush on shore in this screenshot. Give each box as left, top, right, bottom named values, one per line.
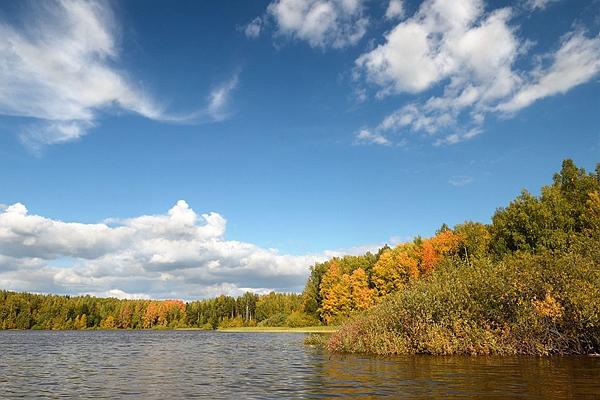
left=327, top=252, right=600, bottom=356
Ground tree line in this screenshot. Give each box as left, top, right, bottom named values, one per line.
left=0, top=290, right=316, bottom=330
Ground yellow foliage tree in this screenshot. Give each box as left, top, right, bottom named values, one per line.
left=100, top=315, right=116, bottom=329
left=319, top=260, right=353, bottom=324
left=350, top=268, right=376, bottom=311
left=74, top=314, right=87, bottom=330
left=583, top=191, right=600, bottom=233
left=372, top=243, right=420, bottom=296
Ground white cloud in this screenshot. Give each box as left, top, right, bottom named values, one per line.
left=448, top=175, right=474, bottom=186
left=526, top=0, right=560, bottom=10
left=0, top=0, right=163, bottom=147
left=385, top=0, right=405, bottom=20
left=356, top=0, right=491, bottom=96
left=353, top=129, right=391, bottom=146
left=207, top=74, right=240, bottom=122
left=86, top=289, right=152, bottom=300
left=263, top=0, right=368, bottom=49
left=0, top=0, right=239, bottom=151
left=497, top=31, right=600, bottom=113
left=0, top=200, right=375, bottom=299
left=244, top=17, right=263, bottom=38
left=354, top=0, right=600, bottom=146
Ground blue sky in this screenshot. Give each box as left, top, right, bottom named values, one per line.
left=0, top=0, right=598, bottom=299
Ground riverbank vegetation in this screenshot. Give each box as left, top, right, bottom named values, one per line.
left=325, top=159, right=600, bottom=355
left=219, top=326, right=338, bottom=333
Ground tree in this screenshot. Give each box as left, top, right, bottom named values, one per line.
left=350, top=268, right=376, bottom=311
left=491, top=160, right=600, bottom=256
left=420, top=230, right=462, bottom=274
left=454, top=221, right=491, bottom=261
left=74, top=314, right=87, bottom=330
left=319, top=261, right=353, bottom=324
left=100, top=315, right=116, bottom=329
left=372, top=243, right=420, bottom=296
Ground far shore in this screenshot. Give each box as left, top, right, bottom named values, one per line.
left=217, top=326, right=339, bottom=333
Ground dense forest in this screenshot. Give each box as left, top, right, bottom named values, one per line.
left=1, top=159, right=599, bottom=355
left=0, top=290, right=316, bottom=330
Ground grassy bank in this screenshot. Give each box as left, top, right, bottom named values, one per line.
left=218, top=326, right=339, bottom=333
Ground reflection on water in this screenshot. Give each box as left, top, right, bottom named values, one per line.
left=0, top=331, right=598, bottom=399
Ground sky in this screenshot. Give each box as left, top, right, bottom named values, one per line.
left=0, top=0, right=599, bottom=300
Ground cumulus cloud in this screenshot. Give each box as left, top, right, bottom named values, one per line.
left=256, top=0, right=368, bottom=49
left=353, top=0, right=600, bottom=146
left=0, top=0, right=238, bottom=151
left=0, top=200, right=376, bottom=300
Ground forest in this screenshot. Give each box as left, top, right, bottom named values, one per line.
left=0, top=290, right=315, bottom=330
left=1, top=159, right=599, bottom=355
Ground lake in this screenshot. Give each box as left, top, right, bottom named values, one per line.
left=0, top=330, right=599, bottom=399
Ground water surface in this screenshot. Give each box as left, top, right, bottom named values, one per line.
left=0, top=330, right=598, bottom=399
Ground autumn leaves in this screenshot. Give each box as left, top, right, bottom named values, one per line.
left=317, top=229, right=465, bottom=324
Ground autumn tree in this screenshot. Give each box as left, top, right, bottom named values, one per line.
left=319, top=260, right=353, bottom=324
left=420, top=229, right=462, bottom=274
left=100, top=315, right=116, bottom=329
left=350, top=268, right=376, bottom=311
left=372, top=243, right=420, bottom=296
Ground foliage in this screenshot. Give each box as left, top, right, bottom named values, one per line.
left=326, top=159, right=600, bottom=355
left=0, top=290, right=309, bottom=330
left=304, top=229, right=464, bottom=324
left=328, top=252, right=600, bottom=355
left=491, top=159, right=600, bottom=255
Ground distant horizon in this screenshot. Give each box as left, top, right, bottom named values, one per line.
left=1, top=0, right=599, bottom=300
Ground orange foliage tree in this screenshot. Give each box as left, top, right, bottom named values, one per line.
left=419, top=230, right=462, bottom=274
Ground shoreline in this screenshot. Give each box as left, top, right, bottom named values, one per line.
left=217, top=326, right=339, bottom=333
left=0, top=326, right=339, bottom=333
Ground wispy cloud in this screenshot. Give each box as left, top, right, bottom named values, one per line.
left=497, top=30, right=600, bottom=113
left=448, top=175, right=474, bottom=187
left=244, top=17, right=263, bottom=39
left=207, top=74, right=240, bottom=122
left=354, top=129, right=391, bottom=146
left=385, top=0, right=405, bottom=20
left=0, top=0, right=239, bottom=152
left=353, top=0, right=600, bottom=146
left=0, top=0, right=163, bottom=149
left=526, top=0, right=561, bottom=11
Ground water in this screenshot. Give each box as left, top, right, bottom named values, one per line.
left=0, top=331, right=599, bottom=399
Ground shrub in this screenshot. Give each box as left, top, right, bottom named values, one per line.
left=327, top=252, right=600, bottom=355
left=285, top=311, right=320, bottom=327
left=257, top=313, right=287, bottom=327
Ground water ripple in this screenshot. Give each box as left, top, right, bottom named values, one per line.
left=0, top=331, right=599, bottom=399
